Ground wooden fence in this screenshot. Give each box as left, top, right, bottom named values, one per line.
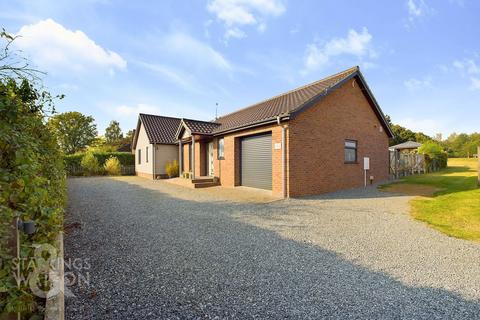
left=66, top=164, right=135, bottom=176
left=389, top=151, right=435, bottom=178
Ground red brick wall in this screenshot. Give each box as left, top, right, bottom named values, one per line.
left=182, top=143, right=190, bottom=172
left=288, top=78, right=390, bottom=197
left=194, top=139, right=207, bottom=177
left=194, top=139, right=201, bottom=176
left=212, top=124, right=285, bottom=197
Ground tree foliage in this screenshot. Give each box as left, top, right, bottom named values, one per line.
left=80, top=151, right=101, bottom=176
left=385, top=115, right=432, bottom=146
left=47, top=111, right=97, bottom=154
left=0, top=66, right=65, bottom=315
left=104, top=120, right=123, bottom=145
left=418, top=141, right=448, bottom=170
left=0, top=30, right=66, bottom=316
left=443, top=132, right=480, bottom=158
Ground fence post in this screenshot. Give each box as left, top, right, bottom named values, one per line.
left=395, top=150, right=399, bottom=179
left=477, top=146, right=480, bottom=187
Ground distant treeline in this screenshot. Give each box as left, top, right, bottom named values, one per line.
left=386, top=115, right=479, bottom=158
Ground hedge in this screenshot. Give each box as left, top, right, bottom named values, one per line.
left=0, top=79, right=66, bottom=316
left=65, top=151, right=134, bottom=167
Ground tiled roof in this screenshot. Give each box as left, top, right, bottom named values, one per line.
left=183, top=119, right=220, bottom=135
left=138, top=66, right=392, bottom=144
left=212, top=66, right=360, bottom=133
left=139, top=114, right=181, bottom=144
left=389, top=141, right=423, bottom=150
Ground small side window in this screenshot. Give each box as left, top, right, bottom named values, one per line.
left=146, top=146, right=149, bottom=163
left=344, top=140, right=357, bottom=163
left=138, top=149, right=141, bottom=164
left=218, top=138, right=225, bottom=159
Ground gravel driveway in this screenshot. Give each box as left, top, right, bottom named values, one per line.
left=65, top=177, right=480, bottom=319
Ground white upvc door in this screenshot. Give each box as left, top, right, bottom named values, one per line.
left=208, top=142, right=214, bottom=176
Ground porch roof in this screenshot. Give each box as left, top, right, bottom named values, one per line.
left=183, top=119, right=220, bottom=135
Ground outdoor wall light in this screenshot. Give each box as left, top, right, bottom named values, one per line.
left=17, top=219, right=36, bottom=235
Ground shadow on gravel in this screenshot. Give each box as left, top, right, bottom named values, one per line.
left=65, top=178, right=480, bottom=319
left=289, top=182, right=413, bottom=201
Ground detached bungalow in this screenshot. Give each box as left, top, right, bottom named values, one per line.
left=132, top=114, right=181, bottom=179
left=132, top=66, right=394, bottom=197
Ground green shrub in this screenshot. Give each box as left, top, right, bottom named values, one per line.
left=419, top=141, right=448, bottom=171
left=104, top=156, right=121, bottom=175
left=65, top=151, right=134, bottom=175
left=80, top=152, right=101, bottom=176
left=165, top=160, right=179, bottom=178
left=0, top=79, right=66, bottom=315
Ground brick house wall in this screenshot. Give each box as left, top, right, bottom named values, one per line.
left=182, top=143, right=190, bottom=172
left=212, top=124, right=286, bottom=197
left=288, top=78, right=390, bottom=197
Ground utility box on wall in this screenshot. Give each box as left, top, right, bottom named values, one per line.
left=363, top=157, right=370, bottom=170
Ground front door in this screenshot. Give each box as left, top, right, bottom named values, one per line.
left=207, top=142, right=214, bottom=176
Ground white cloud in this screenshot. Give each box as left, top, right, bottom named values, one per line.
left=470, top=77, right=480, bottom=90
left=163, top=32, right=232, bottom=71
left=224, top=27, right=247, bottom=40
left=257, top=22, right=267, bottom=33
left=453, top=59, right=480, bottom=74
left=404, top=77, right=433, bottom=91
left=405, top=0, right=433, bottom=27
left=207, top=0, right=285, bottom=40
left=14, top=19, right=126, bottom=74
left=407, top=0, right=423, bottom=17
left=302, top=27, right=375, bottom=74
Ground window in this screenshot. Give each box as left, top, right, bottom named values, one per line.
left=218, top=137, right=225, bottom=159
left=138, top=149, right=141, bottom=164
left=344, top=140, right=357, bottom=163
left=146, top=146, right=149, bottom=163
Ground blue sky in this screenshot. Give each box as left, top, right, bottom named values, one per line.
left=1, top=0, right=479, bottom=137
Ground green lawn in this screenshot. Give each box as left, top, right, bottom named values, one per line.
left=385, top=158, right=480, bottom=242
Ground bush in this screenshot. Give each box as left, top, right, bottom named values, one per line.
left=419, top=141, right=448, bottom=171
left=0, top=79, right=66, bottom=315
left=65, top=151, right=134, bottom=175
left=65, top=151, right=134, bottom=166
left=104, top=156, right=121, bottom=175
left=80, top=152, right=101, bottom=176
left=165, top=160, right=179, bottom=178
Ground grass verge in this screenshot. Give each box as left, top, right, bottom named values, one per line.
left=382, top=158, right=480, bottom=241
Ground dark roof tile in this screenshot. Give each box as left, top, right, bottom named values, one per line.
left=139, top=114, right=181, bottom=144
left=212, top=66, right=359, bottom=133
left=183, top=119, right=220, bottom=135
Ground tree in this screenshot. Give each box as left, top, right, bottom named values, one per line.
left=124, top=129, right=134, bottom=143
left=105, top=120, right=123, bottom=145
left=1, top=30, right=66, bottom=316
left=48, top=111, right=97, bottom=154
left=385, top=115, right=432, bottom=146
left=0, top=29, right=42, bottom=81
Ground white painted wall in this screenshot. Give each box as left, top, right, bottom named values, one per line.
left=135, top=122, right=153, bottom=175
left=154, top=144, right=179, bottom=174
